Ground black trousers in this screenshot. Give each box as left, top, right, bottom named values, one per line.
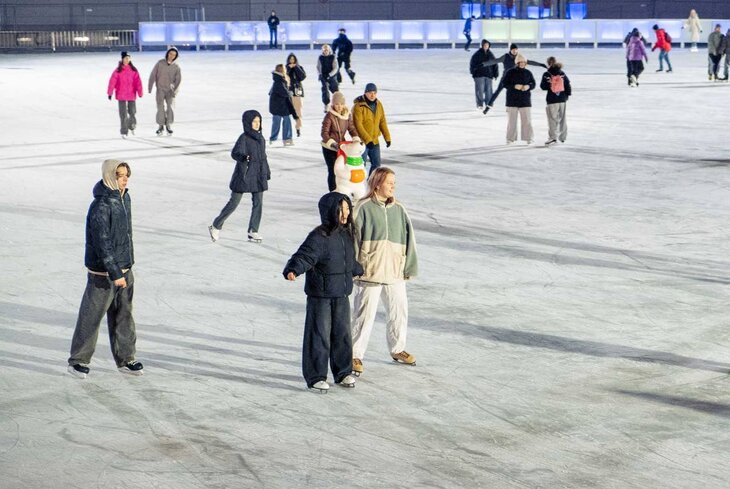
left=302, top=296, right=353, bottom=387
left=336, top=54, right=355, bottom=82
left=322, top=147, right=338, bottom=191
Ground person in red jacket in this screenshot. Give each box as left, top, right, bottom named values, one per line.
left=107, top=51, right=144, bottom=138
left=652, top=24, right=673, bottom=73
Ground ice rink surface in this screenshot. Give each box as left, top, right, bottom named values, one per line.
left=1, top=45, right=729, bottom=488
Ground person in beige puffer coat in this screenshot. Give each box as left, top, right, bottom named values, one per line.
left=148, top=47, right=181, bottom=135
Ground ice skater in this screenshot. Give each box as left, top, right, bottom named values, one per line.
left=683, top=9, right=703, bottom=52
left=469, top=39, right=499, bottom=111
left=626, top=31, right=648, bottom=87
left=332, top=28, right=356, bottom=84
left=540, top=56, right=572, bottom=146
left=107, top=51, right=143, bottom=138
left=267, top=10, right=280, bottom=48
left=148, top=47, right=181, bottom=136
left=268, top=64, right=299, bottom=146
left=482, top=43, right=547, bottom=114
left=209, top=110, right=270, bottom=244
left=503, top=54, right=536, bottom=144
left=321, top=91, right=359, bottom=191
left=283, top=192, right=363, bottom=393
left=352, top=83, right=391, bottom=175
left=67, top=159, right=144, bottom=379
left=317, top=44, right=339, bottom=112
left=651, top=24, right=673, bottom=73
left=721, top=29, right=730, bottom=81
left=286, top=53, right=306, bottom=137
left=708, top=24, right=724, bottom=81
left=463, top=15, right=475, bottom=51
left=351, top=167, right=418, bottom=378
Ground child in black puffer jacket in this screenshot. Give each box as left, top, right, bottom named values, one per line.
left=283, top=192, right=363, bottom=393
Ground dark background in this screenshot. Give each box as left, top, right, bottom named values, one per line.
left=1, top=1, right=728, bottom=31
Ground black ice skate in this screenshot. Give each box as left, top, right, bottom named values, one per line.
left=118, top=361, right=144, bottom=376
left=67, top=364, right=90, bottom=379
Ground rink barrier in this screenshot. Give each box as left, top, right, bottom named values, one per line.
left=138, top=19, right=729, bottom=51
left=0, top=30, right=137, bottom=51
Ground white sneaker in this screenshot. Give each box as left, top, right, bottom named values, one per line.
left=309, top=380, right=330, bottom=393
left=339, top=374, right=356, bottom=388
left=248, top=232, right=263, bottom=243
left=208, top=225, right=219, bottom=242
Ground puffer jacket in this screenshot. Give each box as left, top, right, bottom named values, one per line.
left=107, top=64, right=143, bottom=101
left=269, top=71, right=297, bottom=117
left=652, top=29, right=672, bottom=52
left=283, top=192, right=364, bottom=298
left=321, top=107, right=359, bottom=150
left=229, top=110, right=270, bottom=194
left=626, top=35, right=648, bottom=61
left=353, top=196, right=418, bottom=285
left=503, top=66, right=536, bottom=108
left=470, top=48, right=499, bottom=79
left=352, top=95, right=391, bottom=146
left=85, top=167, right=134, bottom=281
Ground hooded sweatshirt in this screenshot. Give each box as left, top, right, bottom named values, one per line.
left=148, top=48, right=181, bottom=94
left=283, top=192, right=364, bottom=298
left=229, top=110, right=270, bottom=194
left=85, top=159, right=134, bottom=280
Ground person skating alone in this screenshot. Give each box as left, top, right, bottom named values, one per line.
left=351, top=167, right=418, bottom=377
left=463, top=15, right=475, bottom=51
left=321, top=91, right=359, bottom=191
left=67, top=159, right=143, bottom=379
left=107, top=51, right=143, bottom=138
left=209, top=110, right=270, bottom=244
left=352, top=83, right=391, bottom=175
left=482, top=43, right=547, bottom=114
left=286, top=53, right=306, bottom=137
left=708, top=24, right=724, bottom=81
left=332, top=28, right=356, bottom=84
left=317, top=44, right=339, bottom=112
left=503, top=54, right=536, bottom=145
left=626, top=31, right=648, bottom=87
left=683, top=9, right=703, bottom=52
left=148, top=47, right=181, bottom=136
left=651, top=24, right=673, bottom=73
left=469, top=39, right=499, bottom=111
left=268, top=64, right=299, bottom=147
left=267, top=10, right=280, bottom=48
left=283, top=192, right=364, bottom=393
left=540, top=56, right=572, bottom=146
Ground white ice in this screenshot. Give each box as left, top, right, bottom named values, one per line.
left=1, top=47, right=729, bottom=488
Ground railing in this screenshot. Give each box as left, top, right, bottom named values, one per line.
left=0, top=30, right=136, bottom=51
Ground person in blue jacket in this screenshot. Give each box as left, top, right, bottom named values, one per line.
left=283, top=192, right=364, bottom=393
left=463, top=15, right=475, bottom=51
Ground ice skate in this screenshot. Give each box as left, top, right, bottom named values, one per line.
left=283, top=139, right=294, bottom=146
left=482, top=105, right=492, bottom=115
left=156, top=125, right=164, bottom=136
left=338, top=375, right=356, bottom=388
left=545, top=139, right=557, bottom=147
left=118, top=361, right=144, bottom=376
left=629, top=74, right=637, bottom=87
left=391, top=351, right=416, bottom=366
left=165, top=125, right=173, bottom=136
left=352, top=358, right=363, bottom=377
left=67, top=364, right=89, bottom=379
left=308, top=380, right=329, bottom=393
left=208, top=225, right=219, bottom=242
left=248, top=232, right=263, bottom=243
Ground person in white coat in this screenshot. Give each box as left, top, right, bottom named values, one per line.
left=683, top=9, right=703, bottom=52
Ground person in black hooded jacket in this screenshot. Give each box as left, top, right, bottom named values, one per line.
left=269, top=64, right=299, bottom=146
left=283, top=192, right=364, bottom=392
left=469, top=39, right=499, bottom=109
left=482, top=43, right=547, bottom=114
left=209, top=110, right=270, bottom=243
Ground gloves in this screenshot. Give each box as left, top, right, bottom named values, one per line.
left=292, top=114, right=299, bottom=121
left=108, top=95, right=112, bottom=100
left=386, top=141, right=391, bottom=148
left=366, top=142, right=375, bottom=149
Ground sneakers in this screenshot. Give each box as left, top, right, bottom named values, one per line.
left=118, top=361, right=144, bottom=376
left=545, top=139, right=558, bottom=147
left=208, top=225, right=220, bottom=242
left=338, top=374, right=356, bottom=388
left=352, top=358, right=363, bottom=377
left=391, top=351, right=416, bottom=365
left=68, top=364, right=90, bottom=379
left=248, top=232, right=263, bottom=243
left=309, top=380, right=330, bottom=393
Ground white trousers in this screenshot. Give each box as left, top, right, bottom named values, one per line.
left=506, top=106, right=533, bottom=143
left=351, top=280, right=408, bottom=359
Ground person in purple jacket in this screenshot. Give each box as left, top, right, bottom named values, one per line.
left=107, top=51, right=144, bottom=138
left=626, top=30, right=648, bottom=87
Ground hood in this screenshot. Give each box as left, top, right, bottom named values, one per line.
left=166, top=47, right=179, bottom=62
left=241, top=110, right=263, bottom=139
left=272, top=71, right=286, bottom=82
left=101, top=159, right=125, bottom=191
left=328, top=106, right=351, bottom=119
left=548, top=65, right=563, bottom=75
left=318, top=192, right=352, bottom=233
left=337, top=33, right=347, bottom=40
left=287, top=52, right=298, bottom=64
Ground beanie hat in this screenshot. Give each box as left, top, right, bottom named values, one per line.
left=515, top=54, right=527, bottom=64
left=121, top=51, right=129, bottom=59
left=510, top=43, right=518, bottom=50
left=652, top=24, right=659, bottom=30
left=364, top=82, right=377, bottom=93
left=331, top=91, right=346, bottom=106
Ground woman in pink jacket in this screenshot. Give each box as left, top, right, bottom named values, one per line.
left=107, top=51, right=143, bottom=138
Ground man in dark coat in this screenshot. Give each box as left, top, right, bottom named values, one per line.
left=469, top=39, right=499, bottom=110
left=283, top=192, right=364, bottom=392
left=209, top=110, right=270, bottom=243
left=332, top=28, right=356, bottom=84
left=267, top=10, right=280, bottom=48
left=482, top=43, right=547, bottom=114
left=68, top=159, right=143, bottom=379
left=502, top=54, right=536, bottom=144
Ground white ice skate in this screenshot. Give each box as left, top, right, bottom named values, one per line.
left=248, top=232, right=263, bottom=243
left=309, top=380, right=330, bottom=393
left=629, top=75, right=637, bottom=87
left=208, top=225, right=219, bottom=242
left=338, top=375, right=356, bottom=388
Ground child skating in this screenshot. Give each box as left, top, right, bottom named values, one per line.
left=283, top=192, right=363, bottom=393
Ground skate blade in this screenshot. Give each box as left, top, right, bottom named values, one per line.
left=67, top=366, right=87, bottom=379
left=118, top=367, right=144, bottom=376
left=339, top=383, right=356, bottom=388
left=248, top=239, right=262, bottom=243
left=392, top=359, right=417, bottom=366
left=308, top=387, right=328, bottom=394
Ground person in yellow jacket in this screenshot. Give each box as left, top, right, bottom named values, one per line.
left=352, top=83, right=391, bottom=175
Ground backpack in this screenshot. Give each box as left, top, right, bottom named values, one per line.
left=664, top=30, right=672, bottom=43
left=549, top=73, right=565, bottom=95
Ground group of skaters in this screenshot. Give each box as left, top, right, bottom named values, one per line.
left=469, top=41, right=571, bottom=146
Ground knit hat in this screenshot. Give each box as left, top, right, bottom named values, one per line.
left=516, top=54, right=527, bottom=64
left=364, top=82, right=377, bottom=93
left=510, top=43, right=518, bottom=50
left=121, top=51, right=129, bottom=59
left=652, top=24, right=659, bottom=30
left=331, top=91, right=346, bottom=106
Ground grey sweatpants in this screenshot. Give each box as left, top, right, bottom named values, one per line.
left=68, top=270, right=137, bottom=367
left=506, top=106, right=533, bottom=143
left=212, top=191, right=263, bottom=233
left=155, top=90, right=175, bottom=127
left=117, top=100, right=137, bottom=135
left=546, top=103, right=567, bottom=142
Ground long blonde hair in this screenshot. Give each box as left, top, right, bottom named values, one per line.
left=274, top=63, right=290, bottom=85
left=363, top=166, right=395, bottom=204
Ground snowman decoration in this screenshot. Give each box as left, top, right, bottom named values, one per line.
left=333, top=139, right=367, bottom=200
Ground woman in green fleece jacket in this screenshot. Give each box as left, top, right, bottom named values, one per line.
left=350, top=167, right=418, bottom=377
